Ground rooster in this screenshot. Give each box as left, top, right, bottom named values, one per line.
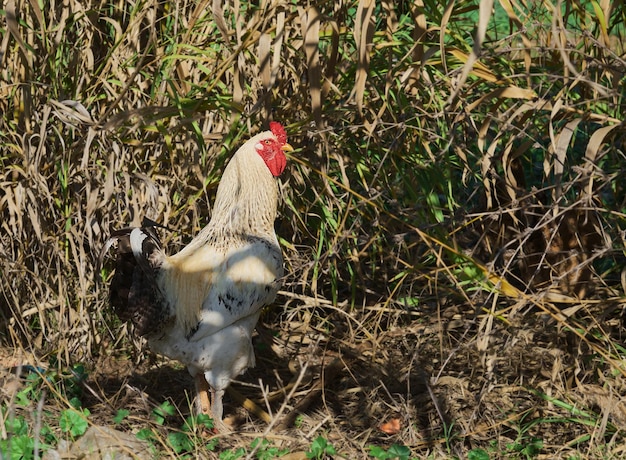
left=101, top=122, right=293, bottom=427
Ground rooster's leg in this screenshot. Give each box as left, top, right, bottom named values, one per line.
left=195, top=375, right=231, bottom=432
left=210, top=388, right=225, bottom=422
left=195, top=374, right=211, bottom=415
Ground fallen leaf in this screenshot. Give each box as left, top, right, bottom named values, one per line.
left=379, top=418, right=401, bottom=434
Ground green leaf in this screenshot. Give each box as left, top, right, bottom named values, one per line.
left=167, top=431, right=193, bottom=454
left=40, top=424, right=57, bottom=446
left=5, top=416, right=29, bottom=436
left=15, top=390, right=33, bottom=407
left=387, top=444, right=411, bottom=460
left=219, top=447, right=246, bottom=460
left=368, top=445, right=390, bottom=459
left=250, top=438, right=289, bottom=460
left=68, top=397, right=82, bottom=408
left=152, top=400, right=176, bottom=425
left=182, top=413, right=214, bottom=432
left=59, top=408, right=89, bottom=437
left=467, top=448, right=490, bottom=460
left=136, top=428, right=157, bottom=442
left=113, top=409, right=130, bottom=425
left=1, top=435, right=35, bottom=460
left=521, top=438, right=543, bottom=456
left=307, top=436, right=336, bottom=459
left=71, top=363, right=88, bottom=381
left=368, top=444, right=410, bottom=460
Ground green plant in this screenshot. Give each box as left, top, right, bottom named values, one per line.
left=307, top=436, right=337, bottom=459
left=250, top=438, right=290, bottom=460
left=506, top=437, right=543, bottom=459
left=467, top=449, right=490, bottom=460
left=14, top=363, right=88, bottom=409
left=218, top=437, right=290, bottom=459
left=0, top=406, right=55, bottom=459
left=59, top=407, right=90, bottom=438
left=442, top=420, right=460, bottom=456
left=368, top=444, right=412, bottom=460
left=112, top=409, right=130, bottom=425
left=219, top=448, right=246, bottom=460
left=152, top=400, right=177, bottom=425
left=14, top=372, right=43, bottom=407
left=0, top=414, right=35, bottom=460
left=136, top=428, right=158, bottom=444
left=167, top=413, right=217, bottom=456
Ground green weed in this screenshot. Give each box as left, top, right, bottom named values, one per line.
left=307, top=436, right=337, bottom=459
left=59, top=407, right=90, bottom=438
left=368, top=444, right=412, bottom=460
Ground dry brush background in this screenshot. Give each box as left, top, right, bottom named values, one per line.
left=1, top=0, right=626, bottom=458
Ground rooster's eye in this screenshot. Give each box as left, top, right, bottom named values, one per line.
left=263, top=139, right=271, bottom=145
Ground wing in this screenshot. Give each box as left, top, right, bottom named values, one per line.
left=162, top=235, right=283, bottom=341
left=198, top=236, right=283, bottom=338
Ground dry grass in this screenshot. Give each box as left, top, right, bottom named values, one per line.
left=1, top=0, right=626, bottom=458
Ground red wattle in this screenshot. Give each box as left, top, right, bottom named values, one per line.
left=267, top=152, right=286, bottom=176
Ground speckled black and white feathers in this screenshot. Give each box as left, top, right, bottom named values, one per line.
left=102, top=223, right=171, bottom=336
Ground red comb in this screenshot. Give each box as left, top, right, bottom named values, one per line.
left=269, top=121, right=287, bottom=145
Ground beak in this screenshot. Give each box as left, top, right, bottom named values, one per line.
left=281, top=143, right=294, bottom=153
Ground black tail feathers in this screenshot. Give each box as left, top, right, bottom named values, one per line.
left=100, top=222, right=168, bottom=336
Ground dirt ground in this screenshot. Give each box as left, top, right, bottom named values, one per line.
left=2, top=296, right=626, bottom=459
